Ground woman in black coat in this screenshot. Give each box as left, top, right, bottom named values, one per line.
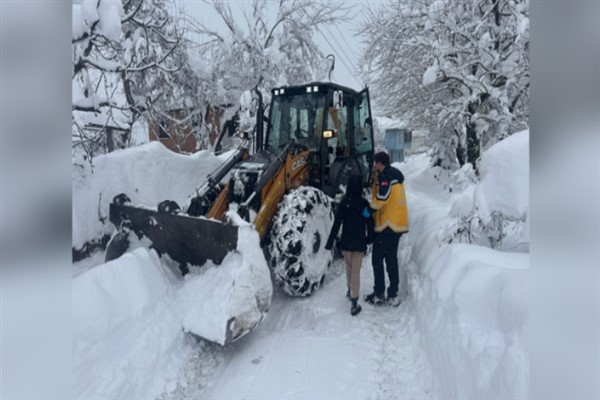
left=325, top=175, right=374, bottom=316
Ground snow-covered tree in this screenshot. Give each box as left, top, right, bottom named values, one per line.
left=360, top=0, right=529, bottom=172
left=72, top=0, right=201, bottom=159
left=185, top=0, right=350, bottom=143
left=120, top=0, right=209, bottom=152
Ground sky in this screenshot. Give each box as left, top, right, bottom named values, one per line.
left=70, top=130, right=530, bottom=399
left=176, top=0, right=369, bottom=91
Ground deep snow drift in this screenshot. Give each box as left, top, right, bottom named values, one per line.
left=73, top=226, right=272, bottom=398
left=72, top=131, right=529, bottom=399
left=72, top=142, right=234, bottom=254
left=403, top=130, right=529, bottom=399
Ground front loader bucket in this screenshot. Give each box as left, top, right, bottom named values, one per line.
left=109, top=203, right=238, bottom=268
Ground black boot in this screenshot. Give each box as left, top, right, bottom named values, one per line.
left=364, top=292, right=385, bottom=305
left=350, top=298, right=362, bottom=316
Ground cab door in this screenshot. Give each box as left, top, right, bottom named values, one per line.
left=351, top=88, right=374, bottom=186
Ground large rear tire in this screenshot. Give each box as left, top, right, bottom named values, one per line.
left=268, top=186, right=334, bottom=296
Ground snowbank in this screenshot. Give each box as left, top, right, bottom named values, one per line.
left=411, top=241, right=528, bottom=399
left=399, top=131, right=529, bottom=399
left=73, top=224, right=272, bottom=398
left=72, top=142, right=231, bottom=251
left=443, top=130, right=529, bottom=251
left=476, top=130, right=529, bottom=222
left=73, top=248, right=185, bottom=399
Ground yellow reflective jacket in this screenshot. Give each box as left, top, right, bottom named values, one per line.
left=370, top=166, right=409, bottom=233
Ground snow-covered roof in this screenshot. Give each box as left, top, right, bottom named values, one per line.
left=375, top=116, right=408, bottom=130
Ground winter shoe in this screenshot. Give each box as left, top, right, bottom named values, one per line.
left=350, top=298, right=362, bottom=316
left=364, top=292, right=385, bottom=305
left=387, top=296, right=402, bottom=307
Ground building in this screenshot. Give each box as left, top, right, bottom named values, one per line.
left=384, top=128, right=413, bottom=163
left=375, top=116, right=427, bottom=162
left=376, top=116, right=410, bottom=163
left=148, top=105, right=230, bottom=154
left=74, top=106, right=131, bottom=155
left=404, top=130, right=427, bottom=157
left=148, top=108, right=198, bottom=153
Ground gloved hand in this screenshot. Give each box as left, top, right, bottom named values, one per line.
left=325, top=240, right=333, bottom=251
left=362, top=207, right=371, bottom=218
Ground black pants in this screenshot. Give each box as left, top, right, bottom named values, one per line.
left=372, top=229, right=403, bottom=298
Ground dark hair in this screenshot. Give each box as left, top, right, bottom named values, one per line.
left=345, top=175, right=362, bottom=198
left=374, top=151, right=390, bottom=166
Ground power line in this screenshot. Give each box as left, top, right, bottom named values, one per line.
left=315, top=25, right=364, bottom=87
left=333, top=24, right=360, bottom=62
left=324, top=25, right=365, bottom=87
left=323, top=25, right=358, bottom=75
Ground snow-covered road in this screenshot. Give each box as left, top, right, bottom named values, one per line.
left=162, top=255, right=438, bottom=400
left=158, top=154, right=439, bottom=400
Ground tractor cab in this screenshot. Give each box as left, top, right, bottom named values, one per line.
left=264, top=82, right=374, bottom=196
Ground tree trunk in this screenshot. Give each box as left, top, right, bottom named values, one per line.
left=466, top=121, right=480, bottom=173
left=454, top=129, right=466, bottom=167
left=120, top=70, right=139, bottom=131
left=106, top=128, right=115, bottom=153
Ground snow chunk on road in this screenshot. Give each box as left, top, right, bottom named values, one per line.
left=179, top=224, right=272, bottom=345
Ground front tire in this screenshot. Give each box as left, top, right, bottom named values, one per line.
left=268, top=187, right=334, bottom=296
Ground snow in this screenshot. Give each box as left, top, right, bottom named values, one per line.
left=476, top=130, right=529, bottom=222
left=72, top=4, right=89, bottom=41
left=375, top=115, right=407, bottom=131
left=72, top=142, right=231, bottom=251
left=73, top=247, right=184, bottom=399
left=401, top=142, right=528, bottom=398
left=72, top=129, right=529, bottom=399
left=97, top=0, right=123, bottom=42
left=180, top=222, right=272, bottom=345
left=72, top=0, right=122, bottom=42
left=423, top=64, right=440, bottom=86
left=73, top=227, right=272, bottom=398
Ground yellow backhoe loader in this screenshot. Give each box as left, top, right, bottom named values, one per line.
left=106, top=81, right=374, bottom=342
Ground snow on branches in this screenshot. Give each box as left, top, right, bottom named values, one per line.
left=186, top=0, right=350, bottom=126
left=440, top=130, right=529, bottom=252
left=360, top=0, right=529, bottom=173
left=72, top=0, right=198, bottom=160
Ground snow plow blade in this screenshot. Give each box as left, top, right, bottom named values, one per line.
left=109, top=202, right=239, bottom=268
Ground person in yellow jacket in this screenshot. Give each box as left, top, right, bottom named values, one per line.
left=363, top=151, right=409, bottom=307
